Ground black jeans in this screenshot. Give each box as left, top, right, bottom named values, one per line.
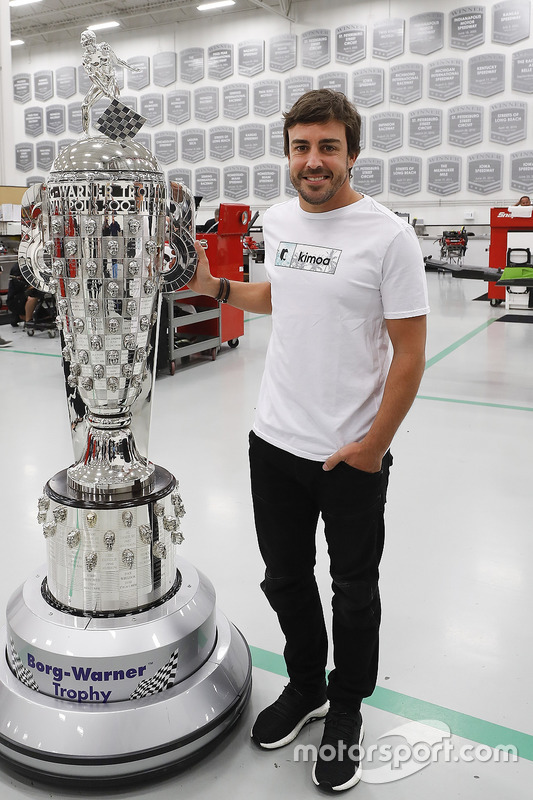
left=249, top=430, right=392, bottom=712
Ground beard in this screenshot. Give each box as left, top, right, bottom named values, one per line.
left=290, top=161, right=351, bottom=207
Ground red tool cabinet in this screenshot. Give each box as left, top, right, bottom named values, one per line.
left=488, top=207, right=533, bottom=305
left=196, top=203, right=250, bottom=345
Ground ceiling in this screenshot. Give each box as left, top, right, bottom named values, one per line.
left=10, top=0, right=299, bottom=47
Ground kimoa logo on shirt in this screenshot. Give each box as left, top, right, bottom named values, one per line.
left=275, top=242, right=341, bottom=273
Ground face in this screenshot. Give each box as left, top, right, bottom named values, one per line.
left=287, top=120, right=358, bottom=212
left=519, top=196, right=531, bottom=206
left=80, top=31, right=95, bottom=48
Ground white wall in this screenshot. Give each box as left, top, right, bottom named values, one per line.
left=9, top=0, right=533, bottom=228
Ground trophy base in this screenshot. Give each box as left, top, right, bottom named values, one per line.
left=0, top=563, right=252, bottom=784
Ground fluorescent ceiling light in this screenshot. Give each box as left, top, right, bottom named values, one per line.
left=87, top=21, right=120, bottom=31
left=11, top=39, right=25, bottom=46
left=197, top=1, right=236, bottom=11
left=9, top=0, right=43, bottom=7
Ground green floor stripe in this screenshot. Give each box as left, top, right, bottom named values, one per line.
left=425, top=319, right=497, bottom=370
left=249, top=645, right=288, bottom=678
left=244, top=314, right=270, bottom=323
left=0, top=348, right=61, bottom=357
left=249, top=645, right=532, bottom=760
left=417, top=394, right=533, bottom=413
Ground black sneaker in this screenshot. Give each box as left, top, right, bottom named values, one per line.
left=312, top=708, right=364, bottom=792
left=251, top=683, right=329, bottom=749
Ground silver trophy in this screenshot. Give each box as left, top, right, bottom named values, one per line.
left=0, top=32, right=251, bottom=783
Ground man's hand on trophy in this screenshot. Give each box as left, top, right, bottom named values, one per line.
left=189, top=241, right=220, bottom=298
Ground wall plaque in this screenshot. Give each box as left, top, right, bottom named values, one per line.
left=492, top=0, right=530, bottom=45
left=167, top=90, right=191, bottom=125
left=253, top=164, right=281, bottom=200
left=428, top=59, right=463, bottom=100
left=450, top=6, right=485, bottom=49
left=194, top=87, right=219, bottom=122
left=390, top=63, right=423, bottom=104
left=409, top=13, right=444, bottom=55
left=168, top=168, right=192, bottom=191
left=36, top=141, right=55, bottom=171
left=467, top=152, right=503, bottom=193
left=153, top=52, right=177, bottom=87
left=269, top=121, right=285, bottom=157
left=77, top=65, right=91, bottom=96
left=318, top=72, right=348, bottom=94
left=489, top=101, right=527, bottom=144
left=253, top=80, right=281, bottom=116
left=209, top=127, right=235, bottom=161
left=372, top=19, right=404, bottom=60
left=127, top=56, right=150, bottom=90
left=223, top=83, right=249, bottom=119
left=302, top=29, right=331, bottom=69
left=195, top=168, right=220, bottom=203
left=510, top=151, right=533, bottom=192
left=34, top=70, right=53, bottom=102
left=353, top=68, right=385, bottom=107
left=134, top=133, right=152, bottom=150
left=238, top=40, right=265, bottom=77
left=56, top=66, right=76, bottom=99
left=427, top=155, right=462, bottom=194
left=224, top=166, right=250, bottom=200
left=181, top=129, right=206, bottom=163
left=68, top=102, right=83, bottom=134
left=270, top=34, right=297, bottom=72
left=239, top=124, right=265, bottom=159
left=13, top=73, right=31, bottom=104
left=512, top=49, right=533, bottom=93
left=120, top=96, right=138, bottom=112
left=180, top=48, right=205, bottom=83
left=208, top=44, right=234, bottom=80
left=25, top=107, right=43, bottom=138
left=389, top=156, right=422, bottom=196
left=468, top=54, right=505, bottom=97
left=352, top=158, right=384, bottom=195
left=285, top=76, right=314, bottom=111
left=408, top=108, right=443, bottom=149
left=448, top=105, right=484, bottom=146
left=370, top=112, right=403, bottom=151
left=16, top=143, right=34, bottom=173
left=336, top=24, right=366, bottom=64
left=140, top=94, right=164, bottom=127
left=46, top=104, right=66, bottom=136
left=154, top=131, right=178, bottom=165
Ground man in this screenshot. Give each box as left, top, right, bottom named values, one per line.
left=514, top=195, right=531, bottom=206
left=188, top=89, right=428, bottom=792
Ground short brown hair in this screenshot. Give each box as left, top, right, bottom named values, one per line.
left=283, top=89, right=361, bottom=157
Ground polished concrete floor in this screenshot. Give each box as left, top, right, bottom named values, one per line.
left=0, top=270, right=531, bottom=797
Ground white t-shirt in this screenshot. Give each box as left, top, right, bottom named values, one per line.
left=252, top=195, right=430, bottom=462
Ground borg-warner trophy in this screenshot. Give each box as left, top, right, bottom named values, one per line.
left=0, top=32, right=251, bottom=783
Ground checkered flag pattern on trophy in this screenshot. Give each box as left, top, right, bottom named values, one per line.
left=95, top=98, right=146, bottom=141
left=9, top=638, right=39, bottom=692
left=129, top=648, right=180, bottom=700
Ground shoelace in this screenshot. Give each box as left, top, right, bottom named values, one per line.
left=322, top=711, right=360, bottom=746
left=270, top=685, right=303, bottom=719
